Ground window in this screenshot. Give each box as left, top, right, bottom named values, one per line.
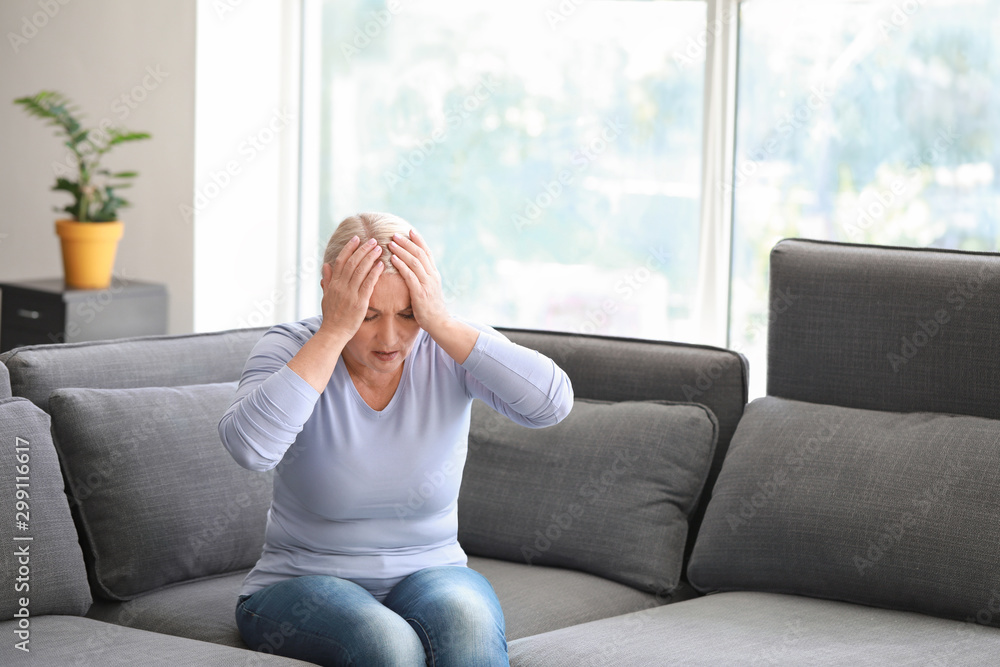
left=730, top=0, right=1000, bottom=396
left=300, top=0, right=999, bottom=397
left=302, top=0, right=708, bottom=341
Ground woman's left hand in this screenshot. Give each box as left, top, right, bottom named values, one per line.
left=388, top=228, right=451, bottom=333
left=389, top=228, right=480, bottom=364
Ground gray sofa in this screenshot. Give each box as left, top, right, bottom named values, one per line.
left=2, top=238, right=1000, bottom=665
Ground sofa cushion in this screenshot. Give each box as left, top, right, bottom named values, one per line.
left=83, top=558, right=687, bottom=648
left=459, top=398, right=718, bottom=597
left=85, top=570, right=251, bottom=648
left=767, top=239, right=1000, bottom=420
left=0, top=397, right=91, bottom=618
left=0, top=326, right=267, bottom=411
left=468, top=556, right=692, bottom=641
left=0, top=615, right=316, bottom=665
left=507, top=591, right=1000, bottom=666
left=48, top=382, right=272, bottom=600
left=688, top=396, right=1000, bottom=627
left=0, top=361, right=11, bottom=398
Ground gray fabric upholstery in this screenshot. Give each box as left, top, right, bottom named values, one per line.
left=0, top=615, right=315, bottom=665
left=48, top=382, right=272, bottom=601
left=767, top=239, right=1000, bottom=419
left=83, top=559, right=683, bottom=648
left=460, top=399, right=718, bottom=596
left=0, top=361, right=10, bottom=398
left=688, top=396, right=1000, bottom=627
left=498, top=328, right=747, bottom=570
left=86, top=570, right=251, bottom=648
left=0, top=397, right=91, bottom=618
left=0, top=326, right=267, bottom=411
left=508, top=591, right=1000, bottom=666
left=468, top=556, right=692, bottom=641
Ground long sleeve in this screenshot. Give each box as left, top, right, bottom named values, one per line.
left=219, top=324, right=322, bottom=471
left=459, top=325, right=574, bottom=428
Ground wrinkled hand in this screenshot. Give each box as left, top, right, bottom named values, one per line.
left=388, top=229, right=450, bottom=333
left=319, top=236, right=384, bottom=340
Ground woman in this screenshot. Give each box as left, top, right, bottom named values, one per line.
left=219, top=212, right=574, bottom=666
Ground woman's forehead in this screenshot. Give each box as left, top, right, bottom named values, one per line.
left=368, top=273, right=411, bottom=310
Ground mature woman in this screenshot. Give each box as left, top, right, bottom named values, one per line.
left=219, top=212, right=574, bottom=666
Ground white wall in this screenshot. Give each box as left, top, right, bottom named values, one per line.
left=0, top=0, right=197, bottom=333
left=0, top=0, right=298, bottom=335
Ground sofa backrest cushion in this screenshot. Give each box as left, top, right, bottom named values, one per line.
left=0, top=327, right=267, bottom=412
left=688, top=396, right=1000, bottom=627
left=48, top=382, right=272, bottom=600
left=0, top=397, right=91, bottom=617
left=767, top=239, right=1000, bottom=419
left=498, top=328, right=747, bottom=565
left=460, top=398, right=718, bottom=598
left=0, top=361, right=11, bottom=399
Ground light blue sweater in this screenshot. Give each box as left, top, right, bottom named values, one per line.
left=219, top=317, right=573, bottom=600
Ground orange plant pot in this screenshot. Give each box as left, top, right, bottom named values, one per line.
left=55, top=219, right=124, bottom=289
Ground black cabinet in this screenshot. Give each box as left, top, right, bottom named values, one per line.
left=0, top=277, right=168, bottom=352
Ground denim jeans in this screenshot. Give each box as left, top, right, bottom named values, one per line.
left=235, top=566, right=509, bottom=666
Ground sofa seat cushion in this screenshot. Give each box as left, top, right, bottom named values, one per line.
left=0, top=615, right=315, bottom=665
left=467, top=556, right=687, bottom=641
left=48, top=382, right=272, bottom=600
left=83, top=559, right=683, bottom=648
left=689, top=396, right=1000, bottom=627
left=460, top=398, right=718, bottom=597
left=85, top=570, right=250, bottom=648
left=0, top=396, right=91, bottom=618
left=508, top=591, right=1000, bottom=666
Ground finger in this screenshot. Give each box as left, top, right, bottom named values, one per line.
left=359, top=258, right=384, bottom=299
left=347, top=240, right=383, bottom=289
left=389, top=251, right=421, bottom=292
left=407, top=228, right=438, bottom=271
left=389, top=236, right=429, bottom=280
left=331, top=236, right=362, bottom=279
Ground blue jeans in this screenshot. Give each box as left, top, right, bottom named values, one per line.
left=235, top=566, right=509, bottom=666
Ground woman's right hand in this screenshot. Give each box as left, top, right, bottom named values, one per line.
left=318, top=236, right=385, bottom=340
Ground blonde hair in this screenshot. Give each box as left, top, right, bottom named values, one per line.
left=323, top=212, right=413, bottom=274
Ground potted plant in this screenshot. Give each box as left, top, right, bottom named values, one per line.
left=14, top=90, right=151, bottom=289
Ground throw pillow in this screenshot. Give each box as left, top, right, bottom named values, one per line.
left=48, top=382, right=272, bottom=600
left=688, top=396, right=1000, bottom=627
left=459, top=398, right=718, bottom=597
left=0, top=397, right=91, bottom=617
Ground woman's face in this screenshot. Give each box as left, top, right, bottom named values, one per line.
left=341, top=272, right=421, bottom=380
